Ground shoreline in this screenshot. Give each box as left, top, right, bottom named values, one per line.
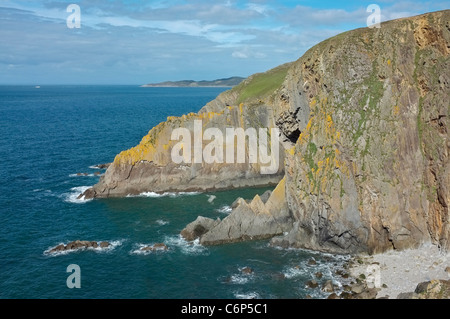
left=347, top=243, right=449, bottom=299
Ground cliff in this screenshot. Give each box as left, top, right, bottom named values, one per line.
left=84, top=11, right=449, bottom=254
left=272, top=10, right=449, bottom=254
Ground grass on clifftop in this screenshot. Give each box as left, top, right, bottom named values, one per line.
left=233, top=63, right=291, bottom=104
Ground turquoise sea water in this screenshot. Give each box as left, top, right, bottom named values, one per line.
left=0, top=86, right=349, bottom=299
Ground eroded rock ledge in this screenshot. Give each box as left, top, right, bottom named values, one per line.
left=181, top=178, right=293, bottom=245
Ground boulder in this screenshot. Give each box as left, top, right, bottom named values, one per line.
left=306, top=280, right=319, bottom=289
left=240, top=267, right=253, bottom=275
left=322, top=280, right=335, bottom=293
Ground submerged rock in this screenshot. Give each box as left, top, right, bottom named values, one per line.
left=140, top=243, right=169, bottom=252
left=48, top=240, right=110, bottom=253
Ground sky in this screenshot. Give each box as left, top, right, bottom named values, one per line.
left=0, top=0, right=448, bottom=85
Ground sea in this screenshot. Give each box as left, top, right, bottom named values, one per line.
left=0, top=85, right=351, bottom=299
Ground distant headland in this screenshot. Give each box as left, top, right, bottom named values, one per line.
left=140, top=76, right=245, bottom=87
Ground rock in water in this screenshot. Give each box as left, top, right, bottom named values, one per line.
left=180, top=216, right=221, bottom=241
left=48, top=240, right=110, bottom=253
left=198, top=177, right=293, bottom=245
left=322, top=280, right=335, bottom=293
left=141, top=243, right=169, bottom=252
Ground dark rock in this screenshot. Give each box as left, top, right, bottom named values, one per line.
left=353, top=288, right=379, bottom=299
left=259, top=190, right=272, bottom=204
left=94, top=172, right=101, bottom=176
left=240, top=267, right=253, bottom=275
left=94, top=163, right=111, bottom=169
left=315, top=272, right=323, bottom=279
left=48, top=240, right=107, bottom=253
left=327, top=293, right=339, bottom=299
left=307, top=258, right=317, bottom=266
left=339, top=292, right=353, bottom=299
left=78, top=188, right=96, bottom=199
left=397, top=292, right=417, bottom=299
left=99, top=241, right=110, bottom=248
left=343, top=285, right=352, bottom=292
left=49, top=244, right=65, bottom=253
left=306, top=280, right=319, bottom=289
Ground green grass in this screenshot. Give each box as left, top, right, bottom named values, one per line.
left=234, top=63, right=291, bottom=104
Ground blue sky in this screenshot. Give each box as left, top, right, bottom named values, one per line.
left=0, top=0, right=448, bottom=84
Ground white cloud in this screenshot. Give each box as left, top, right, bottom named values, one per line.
left=232, top=46, right=266, bottom=59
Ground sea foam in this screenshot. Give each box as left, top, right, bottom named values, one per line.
left=63, top=186, right=93, bottom=204
left=127, top=191, right=200, bottom=198
left=164, top=235, right=208, bottom=256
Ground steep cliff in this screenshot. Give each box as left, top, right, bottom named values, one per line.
left=84, top=11, right=449, bottom=254
left=272, top=10, right=449, bottom=253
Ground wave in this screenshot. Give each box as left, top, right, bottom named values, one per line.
left=44, top=239, right=123, bottom=257
left=216, top=205, right=232, bottom=214
left=63, top=186, right=93, bottom=204
left=234, top=292, right=260, bottom=299
left=127, top=191, right=200, bottom=198
left=69, top=173, right=102, bottom=178
left=229, top=274, right=251, bottom=285
left=283, top=266, right=307, bottom=279
left=155, top=219, right=169, bottom=226
left=164, top=235, right=208, bottom=256
left=130, top=243, right=170, bottom=255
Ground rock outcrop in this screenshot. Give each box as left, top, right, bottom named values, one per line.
left=397, top=280, right=450, bottom=299
left=47, top=240, right=110, bottom=253
left=179, top=177, right=292, bottom=245
left=197, top=177, right=293, bottom=245
left=84, top=11, right=449, bottom=254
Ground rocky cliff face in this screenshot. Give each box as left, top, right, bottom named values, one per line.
left=85, top=11, right=449, bottom=254
left=272, top=10, right=449, bottom=254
